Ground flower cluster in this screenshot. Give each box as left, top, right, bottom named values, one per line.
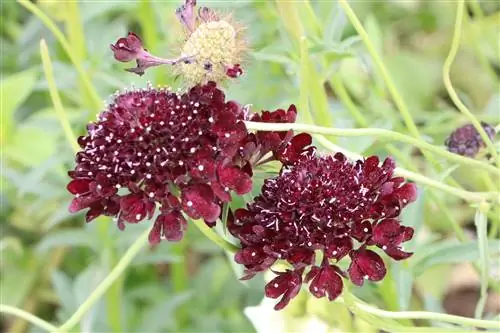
left=67, top=0, right=421, bottom=312
left=229, top=151, right=417, bottom=310
left=445, top=122, right=496, bottom=157
left=110, top=0, right=245, bottom=84
left=66, top=82, right=305, bottom=244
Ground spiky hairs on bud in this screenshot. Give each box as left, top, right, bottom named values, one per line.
left=177, top=14, right=246, bottom=85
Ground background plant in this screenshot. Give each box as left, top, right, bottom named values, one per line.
left=1, top=0, right=499, bottom=332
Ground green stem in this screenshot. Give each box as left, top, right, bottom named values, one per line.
left=314, top=135, right=496, bottom=204
left=337, top=0, right=419, bottom=137
left=474, top=208, right=489, bottom=318
left=191, top=219, right=239, bottom=253
left=55, top=228, right=150, bottom=333
left=18, top=0, right=101, bottom=113
left=442, top=0, right=499, bottom=164
left=170, top=241, right=189, bottom=327
left=329, top=75, right=366, bottom=126
left=0, top=304, right=57, bottom=332
left=347, top=294, right=499, bottom=330
left=40, top=40, right=79, bottom=153
left=245, top=121, right=499, bottom=176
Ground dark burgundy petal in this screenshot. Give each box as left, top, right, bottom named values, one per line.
left=69, top=195, right=98, bottom=213
left=120, top=193, right=155, bottom=223
left=276, top=133, right=312, bottom=165
left=394, top=183, right=418, bottom=206
left=384, top=246, right=413, bottom=260
left=307, top=265, right=343, bottom=301
left=265, top=270, right=302, bottom=310
left=350, top=220, right=372, bottom=242
left=226, top=64, right=243, bottom=78
left=348, top=248, right=386, bottom=286
left=110, top=32, right=143, bottom=62
left=181, top=184, right=220, bottom=222
left=372, top=219, right=414, bottom=251
left=217, top=165, right=252, bottom=195
left=67, top=179, right=90, bottom=195
left=155, top=211, right=187, bottom=242
left=325, top=237, right=352, bottom=260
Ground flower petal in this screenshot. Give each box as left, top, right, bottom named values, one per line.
left=265, top=270, right=302, bottom=310
left=181, top=184, right=221, bottom=222
left=218, top=166, right=252, bottom=195
left=348, top=248, right=386, bottom=286
left=307, top=265, right=344, bottom=301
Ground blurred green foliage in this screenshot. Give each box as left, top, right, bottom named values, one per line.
left=1, top=0, right=499, bottom=332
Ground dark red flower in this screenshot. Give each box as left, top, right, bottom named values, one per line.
left=110, top=32, right=144, bottom=62
left=67, top=82, right=306, bottom=244
left=110, top=33, right=193, bottom=76
left=348, top=248, right=386, bottom=286
left=229, top=152, right=417, bottom=309
left=226, top=64, right=243, bottom=78
left=265, top=269, right=303, bottom=310
left=445, top=122, right=496, bottom=157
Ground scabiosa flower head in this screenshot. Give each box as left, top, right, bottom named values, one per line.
left=445, top=122, right=496, bottom=157
left=229, top=152, right=417, bottom=310
left=110, top=0, right=246, bottom=84
left=67, top=82, right=307, bottom=244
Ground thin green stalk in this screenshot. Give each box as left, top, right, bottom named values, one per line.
left=245, top=121, right=499, bottom=177
left=0, top=304, right=57, bottom=332
left=190, top=219, right=239, bottom=253
left=342, top=292, right=468, bottom=333
left=299, top=36, right=314, bottom=124
left=170, top=241, right=189, bottom=327
left=474, top=208, right=489, bottom=318
left=443, top=0, right=498, bottom=164
left=40, top=40, right=79, bottom=153
left=18, top=0, right=101, bottom=113
left=55, top=228, right=150, bottom=333
left=105, top=248, right=124, bottom=332
left=329, top=75, right=366, bottom=126
left=64, top=1, right=86, bottom=60
left=338, top=0, right=461, bottom=187
left=64, top=1, right=95, bottom=111
left=347, top=293, right=499, bottom=330
left=314, top=135, right=497, bottom=204
left=337, top=0, right=419, bottom=137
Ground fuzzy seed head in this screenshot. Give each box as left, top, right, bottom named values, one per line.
left=180, top=20, right=240, bottom=84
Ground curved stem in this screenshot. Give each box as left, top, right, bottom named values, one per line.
left=40, top=40, right=79, bottom=153
left=245, top=121, right=499, bottom=176
left=442, top=0, right=499, bottom=164
left=314, top=135, right=497, bottom=204
left=347, top=294, right=499, bottom=330
left=337, top=0, right=419, bottom=138
left=55, top=228, right=150, bottom=332
left=191, top=218, right=239, bottom=253
left=17, top=0, right=102, bottom=113
left=0, top=304, right=57, bottom=332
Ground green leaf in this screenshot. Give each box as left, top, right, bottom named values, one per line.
left=136, top=293, right=192, bottom=332
left=51, top=270, right=77, bottom=316
left=37, top=229, right=99, bottom=252
left=0, top=256, right=37, bottom=307
left=5, top=126, right=58, bottom=167
left=392, top=263, right=413, bottom=311
left=401, top=189, right=425, bottom=251
left=410, top=239, right=500, bottom=275
left=0, top=68, right=38, bottom=144
left=324, top=3, right=346, bottom=43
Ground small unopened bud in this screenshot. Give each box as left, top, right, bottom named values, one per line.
left=445, top=122, right=496, bottom=157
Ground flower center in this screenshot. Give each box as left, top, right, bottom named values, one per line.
left=180, top=20, right=237, bottom=84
